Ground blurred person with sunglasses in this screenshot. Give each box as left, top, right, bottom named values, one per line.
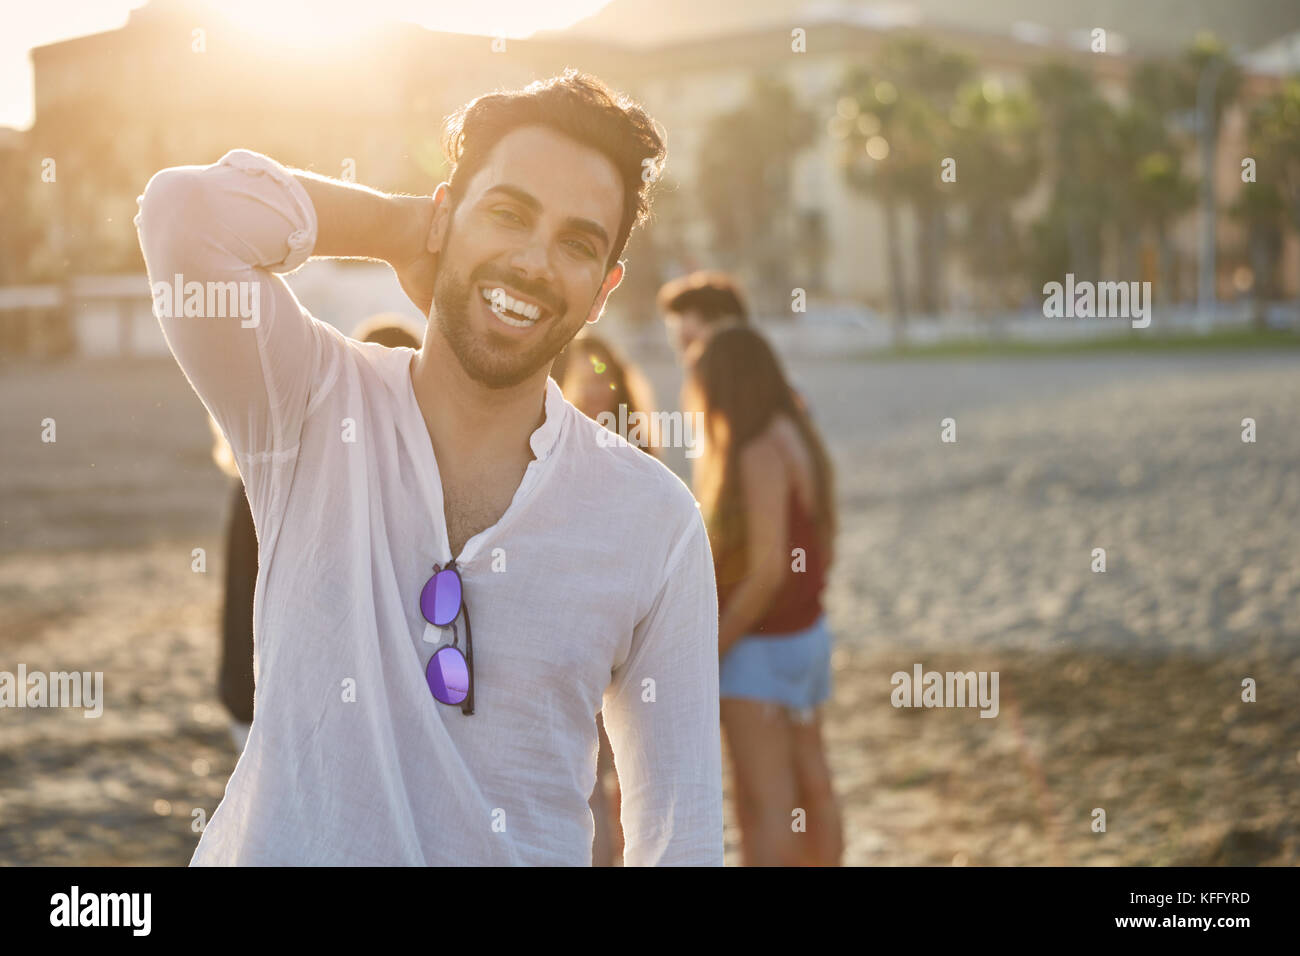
left=550, top=332, right=659, bottom=865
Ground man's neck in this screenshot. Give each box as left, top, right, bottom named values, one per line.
left=408, top=329, right=548, bottom=472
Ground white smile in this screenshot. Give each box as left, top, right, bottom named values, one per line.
left=480, top=285, right=548, bottom=327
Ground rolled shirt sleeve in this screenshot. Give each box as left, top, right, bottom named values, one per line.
left=602, top=512, right=724, bottom=866
left=133, top=148, right=333, bottom=529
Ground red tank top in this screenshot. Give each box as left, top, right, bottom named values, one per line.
left=715, top=484, right=829, bottom=635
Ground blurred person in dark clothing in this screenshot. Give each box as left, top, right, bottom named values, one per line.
left=211, top=314, right=423, bottom=753
left=551, top=331, right=658, bottom=866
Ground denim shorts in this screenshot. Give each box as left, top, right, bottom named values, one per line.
left=719, top=613, right=833, bottom=723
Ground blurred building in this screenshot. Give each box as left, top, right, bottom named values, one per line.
left=12, top=0, right=1299, bottom=330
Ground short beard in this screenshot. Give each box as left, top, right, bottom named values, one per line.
left=431, top=221, right=587, bottom=390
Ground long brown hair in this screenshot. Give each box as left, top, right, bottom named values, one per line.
left=689, top=327, right=835, bottom=588
left=553, top=332, right=659, bottom=459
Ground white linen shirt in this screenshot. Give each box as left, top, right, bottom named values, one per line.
left=134, top=149, right=723, bottom=866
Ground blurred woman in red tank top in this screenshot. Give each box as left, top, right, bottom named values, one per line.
left=686, top=325, right=843, bottom=867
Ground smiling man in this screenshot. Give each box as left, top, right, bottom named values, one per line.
left=134, top=71, right=723, bottom=866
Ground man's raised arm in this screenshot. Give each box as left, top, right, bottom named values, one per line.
left=291, top=170, right=436, bottom=314
left=134, top=149, right=433, bottom=521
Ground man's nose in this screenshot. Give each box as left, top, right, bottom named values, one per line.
left=506, top=233, right=554, bottom=286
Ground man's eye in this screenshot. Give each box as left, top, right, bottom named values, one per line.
left=566, top=240, right=596, bottom=258
left=493, top=209, right=524, bottom=225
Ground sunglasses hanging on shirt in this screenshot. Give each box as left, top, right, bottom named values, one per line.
left=420, top=558, right=475, bottom=715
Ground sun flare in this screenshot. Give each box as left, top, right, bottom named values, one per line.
left=214, top=0, right=607, bottom=47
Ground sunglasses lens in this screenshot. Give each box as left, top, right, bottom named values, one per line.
left=426, top=645, right=469, bottom=705
left=419, top=567, right=462, bottom=627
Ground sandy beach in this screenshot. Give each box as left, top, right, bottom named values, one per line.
left=1, top=348, right=1297, bottom=865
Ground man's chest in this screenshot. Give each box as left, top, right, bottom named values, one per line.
left=441, top=466, right=529, bottom=558
left=272, top=473, right=639, bottom=710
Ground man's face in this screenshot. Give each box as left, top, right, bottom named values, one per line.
left=427, top=124, right=626, bottom=390
left=666, top=310, right=745, bottom=367
left=664, top=309, right=707, bottom=362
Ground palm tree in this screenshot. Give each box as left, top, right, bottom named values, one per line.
left=1124, top=43, right=1245, bottom=307
left=833, top=36, right=974, bottom=340
left=1131, top=148, right=1197, bottom=305
left=950, top=80, right=1040, bottom=323
left=1135, top=36, right=1243, bottom=309
left=1230, top=181, right=1286, bottom=329
left=882, top=37, right=976, bottom=316
left=1233, top=77, right=1300, bottom=329
left=696, top=72, right=816, bottom=313
left=1026, top=61, right=1116, bottom=286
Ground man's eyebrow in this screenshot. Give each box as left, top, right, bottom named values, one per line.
left=483, top=184, right=610, bottom=252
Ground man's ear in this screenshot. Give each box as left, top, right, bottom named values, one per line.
left=428, top=183, right=452, bottom=254
left=605, top=260, right=625, bottom=293
left=587, top=261, right=626, bottom=324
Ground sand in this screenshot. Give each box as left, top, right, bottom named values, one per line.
left=1, top=350, right=1297, bottom=865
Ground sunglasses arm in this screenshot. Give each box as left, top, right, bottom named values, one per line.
left=461, top=602, right=474, bottom=716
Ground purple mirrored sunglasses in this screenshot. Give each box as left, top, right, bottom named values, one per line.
left=419, top=558, right=474, bottom=715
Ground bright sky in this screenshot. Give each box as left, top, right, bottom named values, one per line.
left=0, top=0, right=612, bottom=130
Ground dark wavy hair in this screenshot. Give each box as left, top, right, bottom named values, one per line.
left=439, top=69, right=667, bottom=274
left=656, top=270, right=750, bottom=324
